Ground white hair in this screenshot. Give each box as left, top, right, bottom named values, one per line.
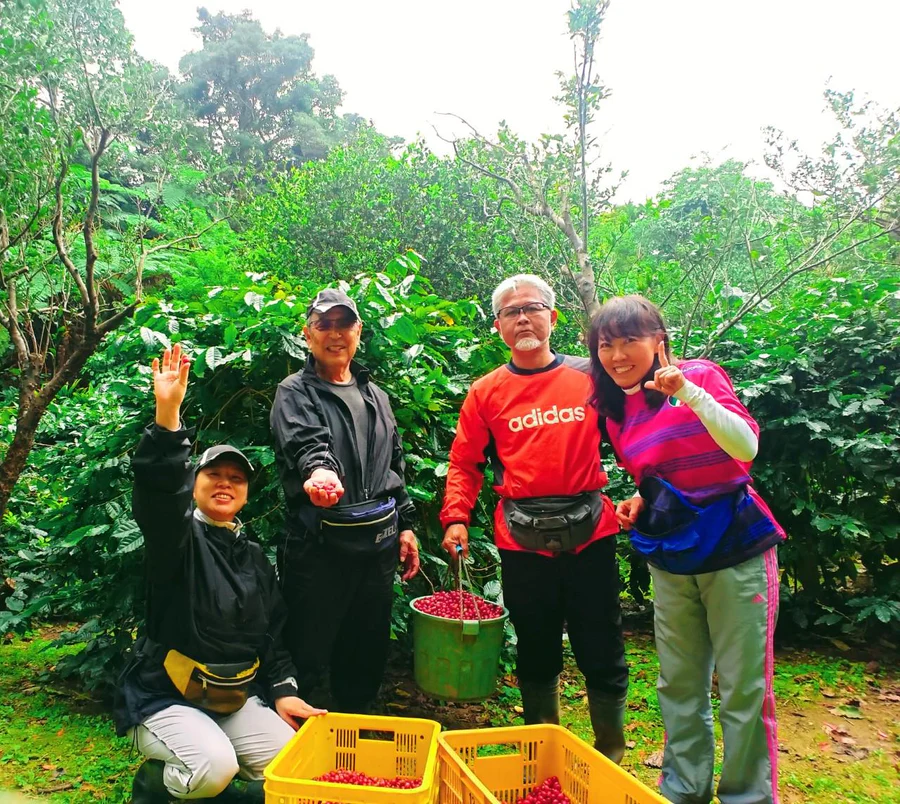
left=491, top=274, right=556, bottom=316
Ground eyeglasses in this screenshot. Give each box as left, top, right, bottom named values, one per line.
left=496, top=302, right=551, bottom=321
left=310, top=316, right=358, bottom=332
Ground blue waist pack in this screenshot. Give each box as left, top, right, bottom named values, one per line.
left=629, top=476, right=775, bottom=575
left=318, top=496, right=398, bottom=556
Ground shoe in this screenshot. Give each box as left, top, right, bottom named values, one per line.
left=518, top=676, right=561, bottom=725
left=131, top=759, right=170, bottom=804
left=586, top=688, right=627, bottom=764
left=209, top=780, right=265, bottom=802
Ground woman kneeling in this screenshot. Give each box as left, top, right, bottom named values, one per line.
left=114, top=345, right=325, bottom=802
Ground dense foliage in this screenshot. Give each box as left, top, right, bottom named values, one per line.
left=1, top=0, right=898, bottom=694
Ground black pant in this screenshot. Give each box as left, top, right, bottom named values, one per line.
left=277, top=532, right=397, bottom=712
left=500, top=535, right=628, bottom=697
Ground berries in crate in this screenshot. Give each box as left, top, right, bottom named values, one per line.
left=263, top=713, right=441, bottom=804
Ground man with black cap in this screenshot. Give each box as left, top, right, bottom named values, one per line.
left=270, top=287, right=419, bottom=715
left=117, top=344, right=326, bottom=803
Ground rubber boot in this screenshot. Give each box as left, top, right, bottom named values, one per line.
left=131, top=759, right=171, bottom=804
left=518, top=676, right=561, bottom=725
left=210, top=780, right=265, bottom=803
left=587, top=688, right=627, bottom=764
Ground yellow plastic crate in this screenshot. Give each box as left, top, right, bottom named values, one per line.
left=264, top=713, right=442, bottom=804
left=437, top=725, right=668, bottom=804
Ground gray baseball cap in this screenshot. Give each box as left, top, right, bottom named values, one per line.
left=196, top=445, right=253, bottom=477
left=306, top=288, right=360, bottom=321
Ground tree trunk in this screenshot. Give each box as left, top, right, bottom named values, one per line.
left=0, top=334, right=101, bottom=519
left=0, top=404, right=46, bottom=517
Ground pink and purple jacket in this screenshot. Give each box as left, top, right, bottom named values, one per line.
left=606, top=359, right=784, bottom=568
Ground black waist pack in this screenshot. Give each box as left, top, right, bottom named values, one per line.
left=319, top=496, right=399, bottom=556
left=502, top=491, right=602, bottom=552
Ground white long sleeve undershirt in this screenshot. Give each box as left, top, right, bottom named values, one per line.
left=672, top=380, right=759, bottom=461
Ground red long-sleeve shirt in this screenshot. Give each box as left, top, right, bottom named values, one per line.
left=440, top=353, right=618, bottom=555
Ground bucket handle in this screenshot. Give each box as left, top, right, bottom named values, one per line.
left=454, top=544, right=484, bottom=628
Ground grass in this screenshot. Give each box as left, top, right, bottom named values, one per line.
left=484, top=634, right=900, bottom=804
left=0, top=627, right=898, bottom=803
left=0, top=628, right=136, bottom=803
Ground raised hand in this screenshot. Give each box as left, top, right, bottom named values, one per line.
left=644, top=341, right=684, bottom=396
left=152, top=344, right=190, bottom=431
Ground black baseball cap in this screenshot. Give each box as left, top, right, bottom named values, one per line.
left=306, top=288, right=360, bottom=321
left=196, top=445, right=254, bottom=477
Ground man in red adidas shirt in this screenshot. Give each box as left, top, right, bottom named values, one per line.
left=440, top=274, right=628, bottom=762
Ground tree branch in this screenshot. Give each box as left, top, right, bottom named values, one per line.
left=83, top=128, right=111, bottom=333
left=51, top=158, right=89, bottom=307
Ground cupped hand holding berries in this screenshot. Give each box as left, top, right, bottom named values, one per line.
left=304, top=467, right=344, bottom=507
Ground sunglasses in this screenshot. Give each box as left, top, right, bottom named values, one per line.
left=310, top=316, right=358, bottom=332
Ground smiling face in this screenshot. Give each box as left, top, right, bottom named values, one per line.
left=303, top=306, right=362, bottom=373
left=493, top=285, right=558, bottom=354
left=193, top=459, right=249, bottom=521
left=596, top=333, right=665, bottom=389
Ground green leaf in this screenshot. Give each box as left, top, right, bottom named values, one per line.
left=205, top=347, right=224, bottom=370
left=386, top=316, right=418, bottom=345
left=61, top=525, right=109, bottom=547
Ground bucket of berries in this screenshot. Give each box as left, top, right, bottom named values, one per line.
left=409, top=587, right=508, bottom=702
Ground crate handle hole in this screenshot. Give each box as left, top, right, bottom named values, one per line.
left=359, top=729, right=396, bottom=742
left=474, top=742, right=522, bottom=758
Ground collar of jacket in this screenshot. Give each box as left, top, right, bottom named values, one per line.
left=302, top=354, right=371, bottom=386
left=193, top=507, right=244, bottom=537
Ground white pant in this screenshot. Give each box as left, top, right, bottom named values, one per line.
left=128, top=696, right=294, bottom=799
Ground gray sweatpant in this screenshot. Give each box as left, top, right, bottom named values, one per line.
left=128, top=696, right=294, bottom=799
left=650, top=548, right=780, bottom=804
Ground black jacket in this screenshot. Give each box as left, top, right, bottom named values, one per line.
left=113, top=424, right=298, bottom=736
left=270, top=356, right=416, bottom=537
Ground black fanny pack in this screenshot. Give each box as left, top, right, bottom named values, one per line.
left=319, top=496, right=399, bottom=556
left=502, top=491, right=602, bottom=552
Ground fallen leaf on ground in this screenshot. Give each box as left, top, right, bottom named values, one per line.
left=513, top=705, right=523, bottom=714
left=821, top=688, right=836, bottom=698
left=827, top=705, right=863, bottom=720
left=625, top=740, right=636, bottom=749
left=644, top=749, right=664, bottom=768
left=833, top=743, right=870, bottom=761
left=823, top=723, right=850, bottom=738
left=828, top=638, right=851, bottom=651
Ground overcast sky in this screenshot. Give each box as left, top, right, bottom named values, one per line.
left=119, top=0, right=900, bottom=202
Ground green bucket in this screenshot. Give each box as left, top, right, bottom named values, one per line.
left=409, top=596, right=509, bottom=702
